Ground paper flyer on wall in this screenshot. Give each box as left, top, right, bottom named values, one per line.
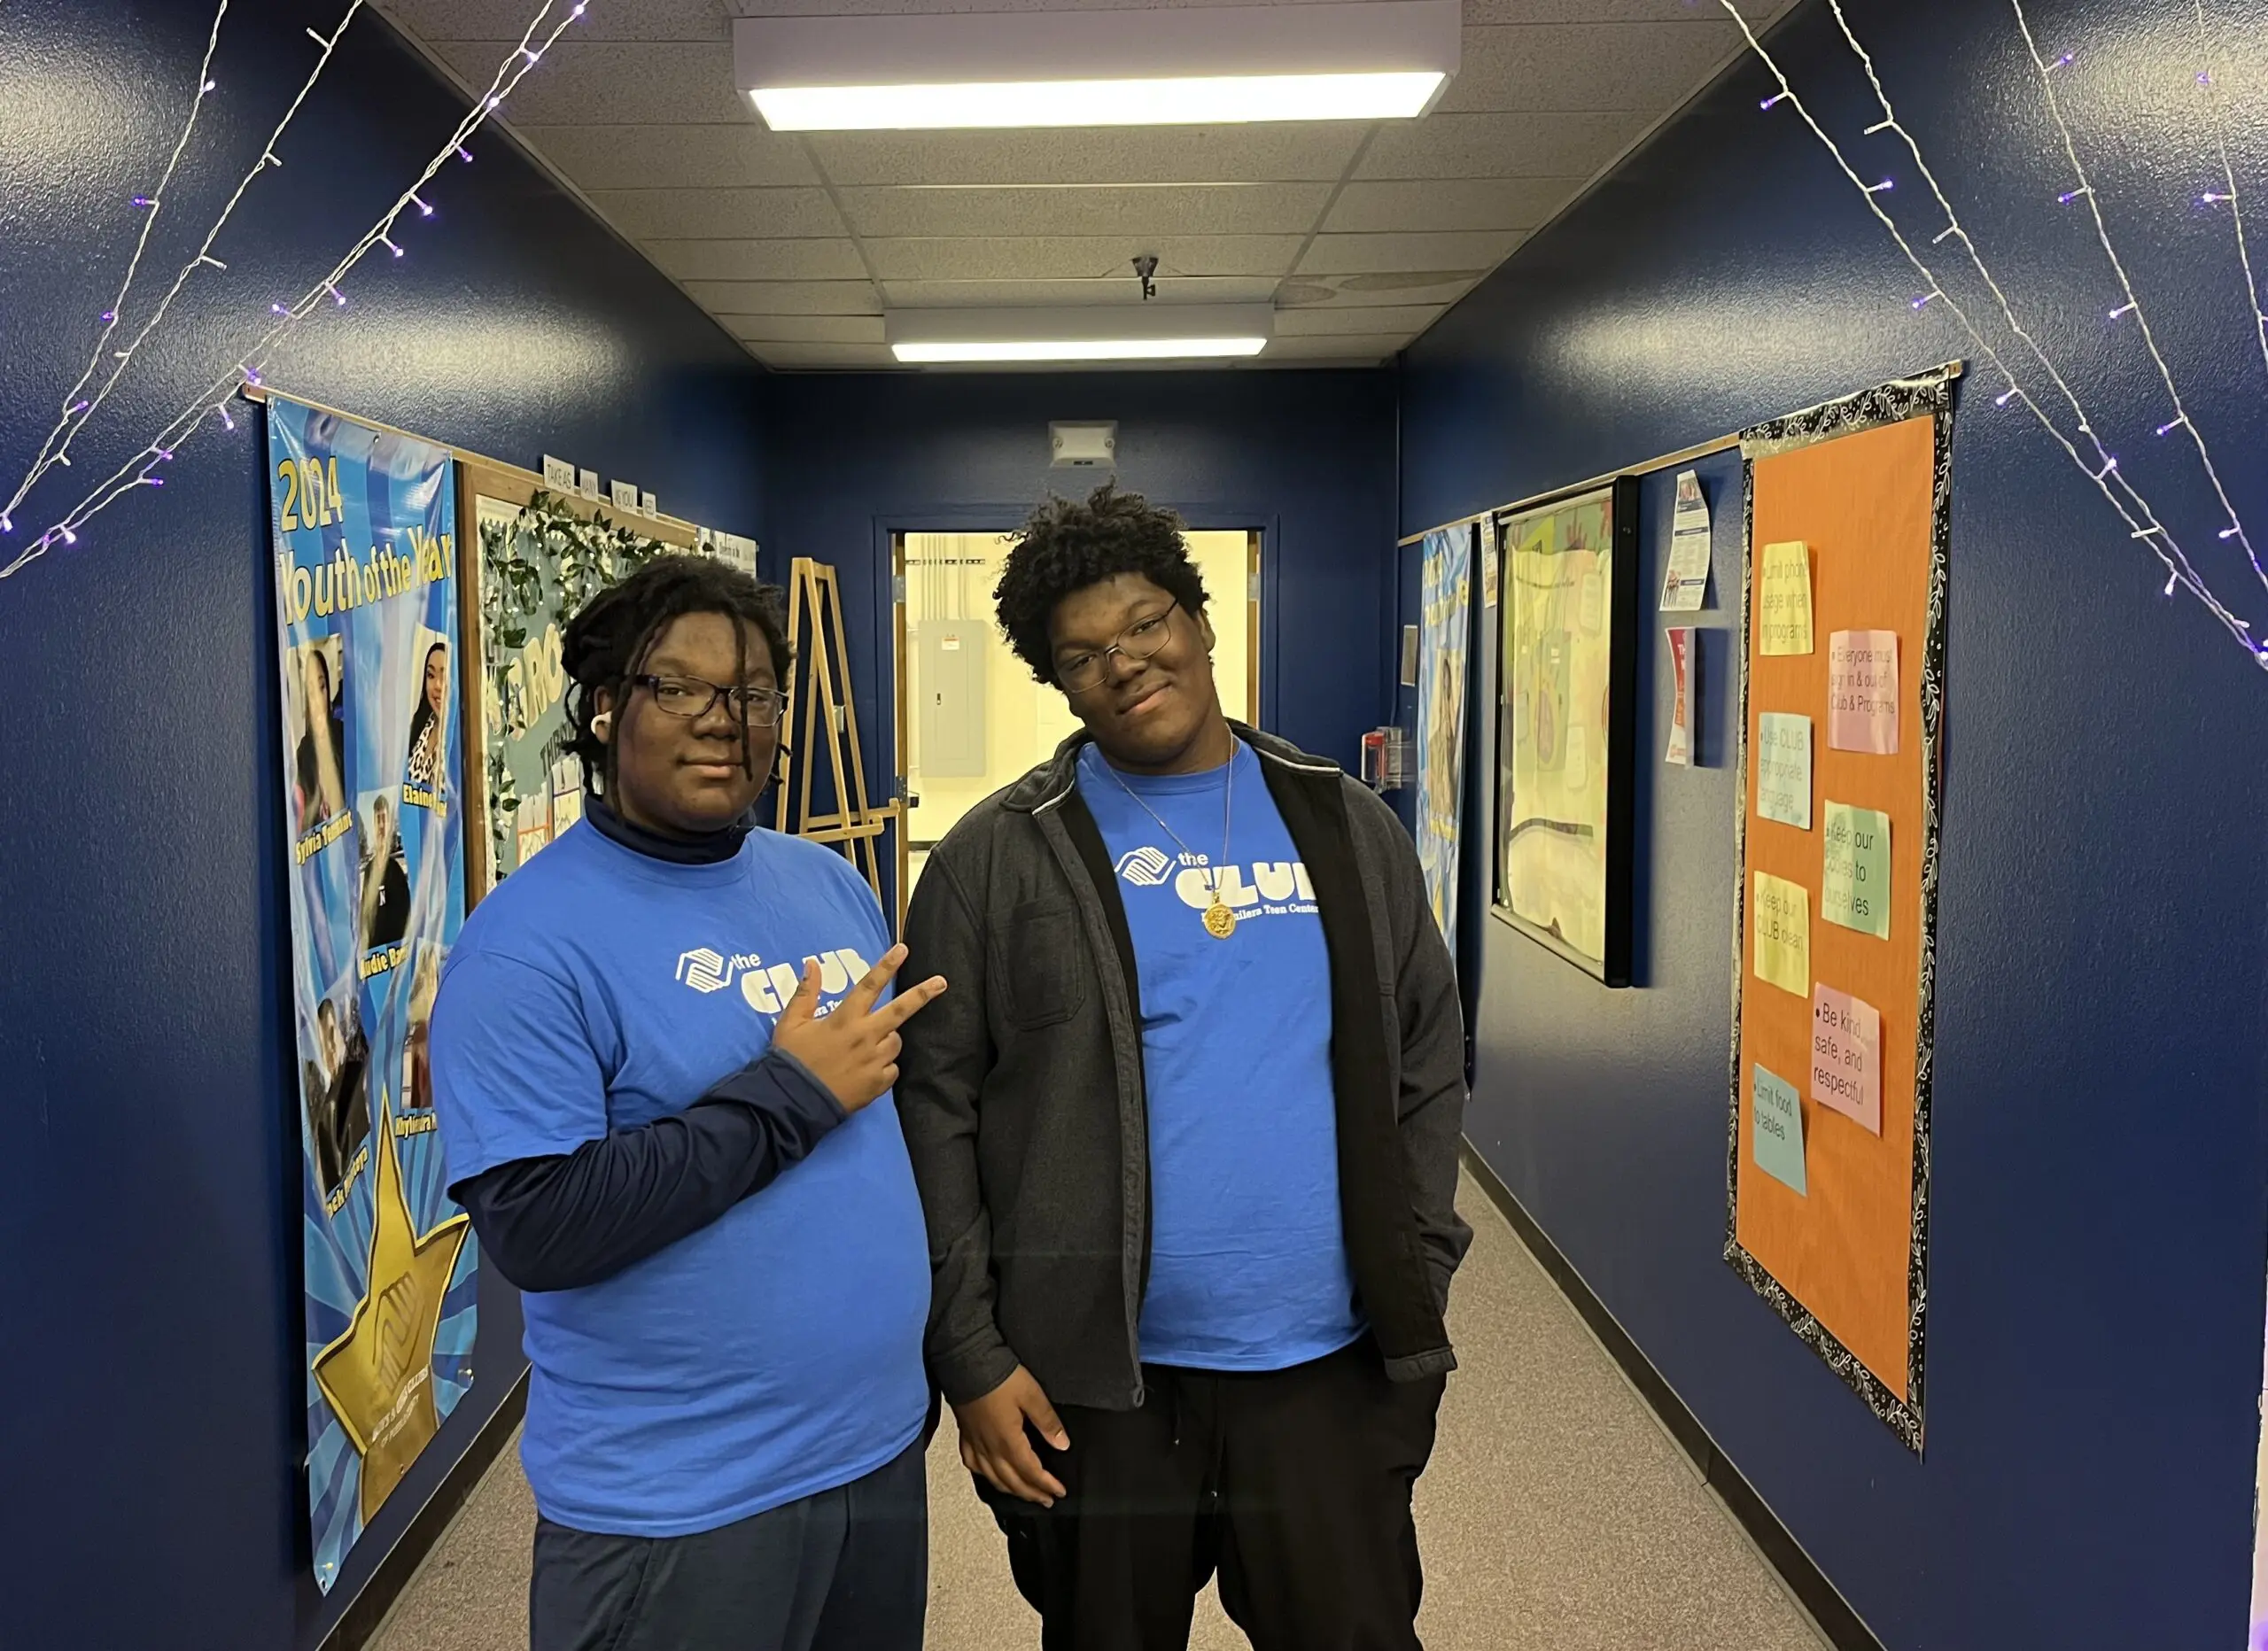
left=1660, top=469, right=1711, bottom=611
left=1415, top=525, right=1472, bottom=949
left=268, top=397, right=477, bottom=1592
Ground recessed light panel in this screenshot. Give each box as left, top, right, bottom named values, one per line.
left=737, top=3, right=1458, bottom=132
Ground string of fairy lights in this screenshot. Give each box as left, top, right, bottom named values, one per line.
left=6, top=1, right=234, bottom=531
left=1720, top=0, right=2268, bottom=672
left=0, top=0, right=589, bottom=582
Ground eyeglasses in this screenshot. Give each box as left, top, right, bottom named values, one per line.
left=1056, top=604, right=1178, bottom=694
left=633, top=674, right=788, bottom=727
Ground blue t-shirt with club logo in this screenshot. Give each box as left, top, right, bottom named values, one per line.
left=430, top=821, right=929, bottom=1537
left=1077, top=740, right=1365, bottom=1370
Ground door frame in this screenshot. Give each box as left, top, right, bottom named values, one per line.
left=887, top=509, right=1274, bottom=924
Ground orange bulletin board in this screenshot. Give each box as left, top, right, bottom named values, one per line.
left=1728, top=370, right=1953, bottom=1453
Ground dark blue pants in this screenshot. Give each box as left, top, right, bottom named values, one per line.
left=530, top=1437, right=928, bottom=1651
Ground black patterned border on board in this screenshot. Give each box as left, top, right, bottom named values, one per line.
left=1723, top=366, right=1958, bottom=1456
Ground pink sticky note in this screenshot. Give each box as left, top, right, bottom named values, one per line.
left=1810, top=985, right=1881, bottom=1133
left=1828, top=630, right=1899, bottom=754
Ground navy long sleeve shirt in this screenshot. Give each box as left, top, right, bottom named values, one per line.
left=449, top=798, right=847, bottom=1294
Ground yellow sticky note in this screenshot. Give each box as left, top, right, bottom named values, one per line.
left=1753, top=872, right=1811, bottom=996
left=1758, top=541, right=1814, bottom=656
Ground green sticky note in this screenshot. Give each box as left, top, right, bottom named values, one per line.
left=1752, top=1065, right=1807, bottom=1196
left=1821, top=801, right=1891, bottom=939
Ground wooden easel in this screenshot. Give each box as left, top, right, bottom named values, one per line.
left=777, top=558, right=902, bottom=926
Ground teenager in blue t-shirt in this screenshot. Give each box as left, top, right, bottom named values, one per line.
left=899, top=486, right=1472, bottom=1651
left=431, top=556, right=946, bottom=1651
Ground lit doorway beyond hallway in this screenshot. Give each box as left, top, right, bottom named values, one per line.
left=895, top=528, right=1260, bottom=899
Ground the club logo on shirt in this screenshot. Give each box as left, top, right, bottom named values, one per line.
left=1164, top=862, right=1317, bottom=919
left=672, top=944, right=876, bottom=1018
left=1115, top=846, right=1174, bottom=887
left=676, top=948, right=733, bottom=993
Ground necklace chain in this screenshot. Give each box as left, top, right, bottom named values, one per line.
left=1104, top=737, right=1236, bottom=909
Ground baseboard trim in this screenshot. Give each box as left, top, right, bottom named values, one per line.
left=319, top=1368, right=530, bottom=1651
left=1457, top=1143, right=1884, bottom=1651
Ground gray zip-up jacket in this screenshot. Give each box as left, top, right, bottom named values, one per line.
left=897, top=724, right=1472, bottom=1412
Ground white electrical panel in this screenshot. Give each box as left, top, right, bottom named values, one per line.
left=914, top=622, right=988, bottom=778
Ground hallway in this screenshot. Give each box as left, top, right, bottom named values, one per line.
left=371, top=1173, right=1826, bottom=1651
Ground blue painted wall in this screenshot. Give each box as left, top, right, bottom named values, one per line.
left=0, top=5, right=766, bottom=1647
left=764, top=368, right=1401, bottom=883
left=1402, top=1, right=2268, bottom=1647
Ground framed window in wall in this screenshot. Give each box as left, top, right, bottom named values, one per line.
left=1491, top=477, right=1641, bottom=987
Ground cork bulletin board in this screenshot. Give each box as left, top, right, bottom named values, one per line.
left=1726, top=368, right=1955, bottom=1452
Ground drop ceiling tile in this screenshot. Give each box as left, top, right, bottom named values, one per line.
left=584, top=187, right=845, bottom=238
left=430, top=40, right=744, bottom=125
left=1358, top=111, right=1655, bottom=180
left=805, top=126, right=1366, bottom=187
left=749, top=342, right=901, bottom=369
left=1296, top=230, right=1526, bottom=275
left=1324, top=177, right=1578, bottom=233
left=377, top=0, right=728, bottom=42
left=509, top=125, right=819, bottom=190
left=879, top=276, right=1283, bottom=307
left=1439, top=21, right=1747, bottom=114
left=718, top=314, right=888, bottom=344
left=1274, top=304, right=1443, bottom=337
left=646, top=238, right=870, bottom=280
left=836, top=183, right=1332, bottom=239
left=863, top=236, right=1301, bottom=281
left=1263, top=334, right=1409, bottom=362
left=681, top=280, right=881, bottom=314
left=1297, top=273, right=1486, bottom=307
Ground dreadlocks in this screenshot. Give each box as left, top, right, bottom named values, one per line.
left=994, top=482, right=1208, bottom=686
left=561, top=554, right=792, bottom=798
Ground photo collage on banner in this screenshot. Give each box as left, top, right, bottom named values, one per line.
left=1414, top=525, right=1472, bottom=950
left=465, top=479, right=700, bottom=891
left=268, top=397, right=478, bottom=1590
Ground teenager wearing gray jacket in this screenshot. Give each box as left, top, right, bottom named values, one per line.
left=898, top=483, right=1472, bottom=1651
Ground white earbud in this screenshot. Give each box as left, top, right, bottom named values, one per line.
left=592, top=712, right=613, bottom=738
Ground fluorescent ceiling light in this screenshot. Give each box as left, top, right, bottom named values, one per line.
left=895, top=337, right=1267, bottom=363
left=755, top=74, right=1443, bottom=132
left=735, top=2, right=1458, bottom=132
left=887, top=305, right=1273, bottom=366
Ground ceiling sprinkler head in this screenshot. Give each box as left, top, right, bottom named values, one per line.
left=1132, top=253, right=1159, bottom=301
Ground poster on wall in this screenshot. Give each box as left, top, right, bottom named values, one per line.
left=267, top=396, right=478, bottom=1591
left=1493, top=477, right=1639, bottom=986
left=1414, top=524, right=1472, bottom=949
left=2254, top=1283, right=2268, bottom=1650
left=1725, top=368, right=1954, bottom=1453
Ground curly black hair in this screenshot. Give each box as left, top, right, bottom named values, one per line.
left=993, top=483, right=1209, bottom=686
left=560, top=553, right=792, bottom=797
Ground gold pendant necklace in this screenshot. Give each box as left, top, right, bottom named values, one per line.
left=1107, top=736, right=1239, bottom=940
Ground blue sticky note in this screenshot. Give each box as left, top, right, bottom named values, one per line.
left=1752, top=1065, right=1808, bottom=1196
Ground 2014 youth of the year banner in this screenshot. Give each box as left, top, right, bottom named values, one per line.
left=267, top=396, right=478, bottom=1592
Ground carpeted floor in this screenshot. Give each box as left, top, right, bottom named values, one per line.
left=371, top=1173, right=1827, bottom=1651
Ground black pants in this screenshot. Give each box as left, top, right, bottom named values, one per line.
left=979, top=1338, right=1445, bottom=1651
left=530, top=1436, right=928, bottom=1651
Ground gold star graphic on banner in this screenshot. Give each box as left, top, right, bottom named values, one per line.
left=312, top=1087, right=470, bottom=1526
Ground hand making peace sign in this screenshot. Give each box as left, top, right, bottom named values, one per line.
left=770, top=943, right=947, bottom=1112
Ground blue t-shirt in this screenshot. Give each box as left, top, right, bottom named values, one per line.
left=430, top=822, right=931, bottom=1538
left=1077, top=740, right=1365, bottom=1370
